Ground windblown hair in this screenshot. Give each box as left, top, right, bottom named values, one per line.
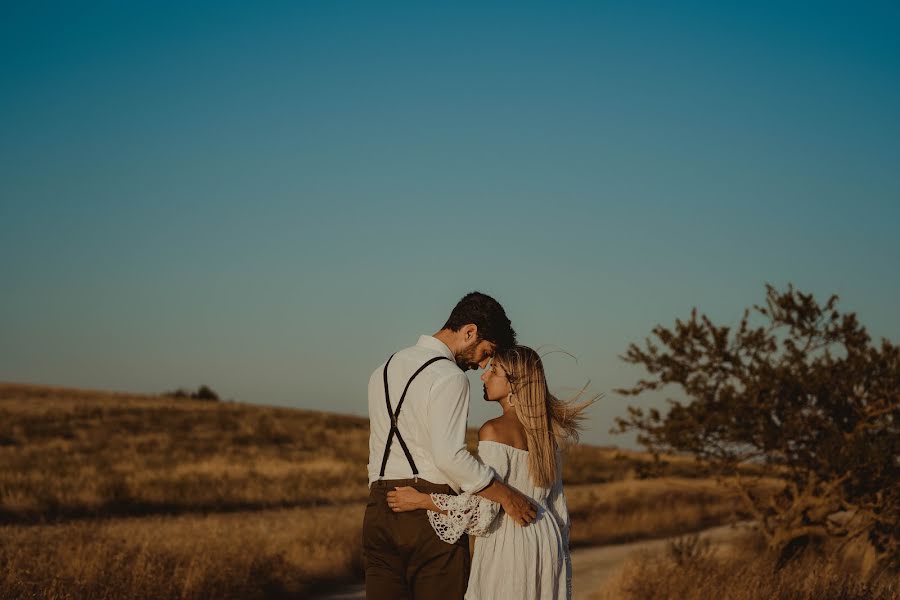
left=495, top=345, right=600, bottom=488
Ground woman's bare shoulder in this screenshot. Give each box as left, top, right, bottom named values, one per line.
left=478, top=417, right=528, bottom=450
left=478, top=418, right=504, bottom=441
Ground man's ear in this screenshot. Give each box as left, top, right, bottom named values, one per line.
left=461, top=323, right=478, bottom=342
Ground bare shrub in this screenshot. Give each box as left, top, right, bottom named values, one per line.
left=615, top=284, right=899, bottom=567
left=667, top=533, right=712, bottom=568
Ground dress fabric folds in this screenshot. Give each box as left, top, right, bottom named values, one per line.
left=428, top=440, right=572, bottom=600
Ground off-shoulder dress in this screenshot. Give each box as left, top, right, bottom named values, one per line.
left=428, top=440, right=571, bottom=600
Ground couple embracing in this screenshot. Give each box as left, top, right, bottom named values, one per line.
left=363, top=292, right=596, bottom=600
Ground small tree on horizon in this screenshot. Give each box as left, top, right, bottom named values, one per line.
left=193, top=385, right=219, bottom=401
left=614, top=284, right=899, bottom=567
left=164, top=385, right=220, bottom=401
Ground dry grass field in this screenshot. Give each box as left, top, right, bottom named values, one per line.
left=0, top=383, right=371, bottom=522
left=595, top=530, right=899, bottom=600
left=0, top=382, right=761, bottom=599
left=567, top=476, right=780, bottom=548
left=0, top=505, right=365, bottom=599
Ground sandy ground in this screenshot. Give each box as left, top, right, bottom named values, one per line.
left=314, top=522, right=753, bottom=599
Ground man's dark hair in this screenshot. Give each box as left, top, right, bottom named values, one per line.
left=441, top=291, right=517, bottom=350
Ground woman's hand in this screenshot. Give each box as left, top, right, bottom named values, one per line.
left=386, top=486, right=428, bottom=512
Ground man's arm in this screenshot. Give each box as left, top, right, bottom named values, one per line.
left=473, top=422, right=536, bottom=526
left=428, top=372, right=537, bottom=525
left=428, top=372, right=495, bottom=493
left=475, top=480, right=536, bottom=526
left=385, top=484, right=536, bottom=527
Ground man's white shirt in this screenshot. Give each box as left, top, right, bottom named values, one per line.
left=367, top=335, right=495, bottom=493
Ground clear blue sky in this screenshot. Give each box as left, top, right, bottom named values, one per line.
left=2, top=2, right=898, bottom=446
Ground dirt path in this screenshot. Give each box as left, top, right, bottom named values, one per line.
left=314, top=522, right=752, bottom=599
left=570, top=522, right=751, bottom=598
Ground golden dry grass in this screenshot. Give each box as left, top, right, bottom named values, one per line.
left=0, top=382, right=712, bottom=523
left=0, top=505, right=364, bottom=599
left=566, top=476, right=780, bottom=547
left=595, top=531, right=899, bottom=600
left=0, top=382, right=370, bottom=521
left=561, top=443, right=713, bottom=484
left=0, top=480, right=750, bottom=600
left=0, top=382, right=766, bottom=599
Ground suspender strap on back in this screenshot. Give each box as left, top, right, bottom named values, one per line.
left=379, top=354, right=451, bottom=480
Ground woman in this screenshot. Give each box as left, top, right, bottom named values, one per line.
left=387, top=345, right=598, bottom=600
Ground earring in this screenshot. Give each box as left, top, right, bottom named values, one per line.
left=507, top=393, right=515, bottom=407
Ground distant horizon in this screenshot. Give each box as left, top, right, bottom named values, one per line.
left=0, top=379, right=636, bottom=451
left=3, top=3, right=898, bottom=447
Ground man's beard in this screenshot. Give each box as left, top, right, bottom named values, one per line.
left=455, top=343, right=479, bottom=371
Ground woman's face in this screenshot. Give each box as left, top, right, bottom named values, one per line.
left=480, top=358, right=512, bottom=402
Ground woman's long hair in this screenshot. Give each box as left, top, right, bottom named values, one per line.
left=495, top=345, right=600, bottom=488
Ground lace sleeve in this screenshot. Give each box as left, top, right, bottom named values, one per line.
left=427, top=493, right=501, bottom=544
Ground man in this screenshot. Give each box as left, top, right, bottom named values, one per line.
left=363, top=291, right=537, bottom=600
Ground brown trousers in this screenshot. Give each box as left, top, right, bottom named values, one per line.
left=362, top=478, right=470, bottom=600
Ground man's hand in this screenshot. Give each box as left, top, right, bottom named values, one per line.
left=499, top=486, right=537, bottom=526
left=476, top=479, right=537, bottom=526
left=386, top=486, right=428, bottom=512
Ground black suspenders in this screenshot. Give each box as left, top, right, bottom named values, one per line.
left=378, top=354, right=451, bottom=481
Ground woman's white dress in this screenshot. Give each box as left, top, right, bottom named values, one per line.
left=428, top=440, right=572, bottom=600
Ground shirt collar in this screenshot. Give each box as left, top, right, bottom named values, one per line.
left=416, top=335, right=455, bottom=361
